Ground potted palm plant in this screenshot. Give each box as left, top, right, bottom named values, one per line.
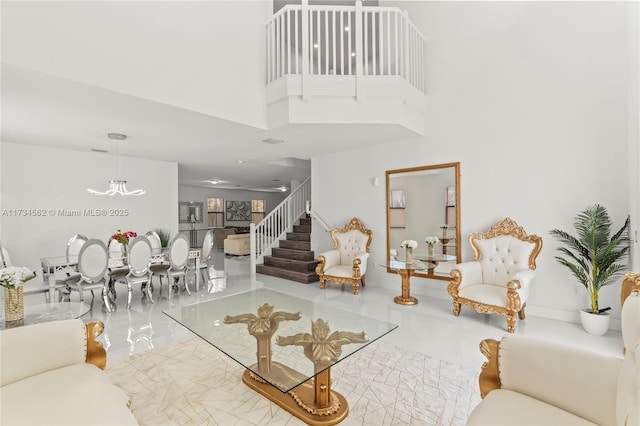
left=550, top=204, right=630, bottom=335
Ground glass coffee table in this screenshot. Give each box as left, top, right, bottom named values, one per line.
left=164, top=288, right=398, bottom=425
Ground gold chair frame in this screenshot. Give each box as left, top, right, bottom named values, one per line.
left=447, top=218, right=543, bottom=333
left=316, top=217, right=373, bottom=295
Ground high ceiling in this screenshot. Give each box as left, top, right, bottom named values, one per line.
left=1, top=1, right=411, bottom=192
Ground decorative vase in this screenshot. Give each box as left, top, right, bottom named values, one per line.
left=405, top=247, right=413, bottom=265
left=580, top=309, right=610, bottom=336
left=121, top=244, right=128, bottom=258
left=5, top=286, right=24, bottom=323
left=428, top=244, right=435, bottom=258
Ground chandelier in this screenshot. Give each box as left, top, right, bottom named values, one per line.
left=87, top=133, right=146, bottom=196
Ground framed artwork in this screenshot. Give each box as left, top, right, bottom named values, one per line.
left=390, top=190, right=406, bottom=208
left=226, top=201, right=251, bottom=221
left=446, top=187, right=456, bottom=207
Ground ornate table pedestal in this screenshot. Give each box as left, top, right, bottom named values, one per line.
left=384, top=260, right=427, bottom=305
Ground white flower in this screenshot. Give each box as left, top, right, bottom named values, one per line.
left=425, top=236, right=440, bottom=245
left=400, top=240, right=418, bottom=249
left=0, top=266, right=36, bottom=289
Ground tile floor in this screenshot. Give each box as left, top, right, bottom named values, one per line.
left=46, top=251, right=623, bottom=371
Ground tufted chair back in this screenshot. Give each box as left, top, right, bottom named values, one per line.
left=475, top=236, right=537, bottom=286
left=335, top=230, right=370, bottom=266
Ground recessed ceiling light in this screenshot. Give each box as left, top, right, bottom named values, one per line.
left=313, top=43, right=319, bottom=49
left=280, top=186, right=288, bottom=192
left=209, top=179, right=220, bottom=184
left=237, top=160, right=244, bottom=164
left=262, top=138, right=284, bottom=145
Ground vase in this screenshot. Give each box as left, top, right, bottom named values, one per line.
left=405, top=247, right=413, bottom=265
left=580, top=309, right=610, bottom=336
left=5, top=286, right=24, bottom=324
left=428, top=244, right=435, bottom=258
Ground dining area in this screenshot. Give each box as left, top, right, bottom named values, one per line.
left=1, top=228, right=215, bottom=329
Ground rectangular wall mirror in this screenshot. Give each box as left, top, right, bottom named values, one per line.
left=385, top=162, right=461, bottom=281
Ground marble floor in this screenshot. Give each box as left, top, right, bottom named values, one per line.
left=46, top=251, right=623, bottom=371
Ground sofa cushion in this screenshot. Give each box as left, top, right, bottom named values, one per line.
left=466, top=389, right=597, bottom=426
left=0, top=363, right=138, bottom=425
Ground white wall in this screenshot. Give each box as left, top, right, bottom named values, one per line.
left=0, top=142, right=178, bottom=274
left=1, top=1, right=271, bottom=129
left=312, top=1, right=635, bottom=327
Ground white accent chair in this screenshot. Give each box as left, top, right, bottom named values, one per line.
left=196, top=230, right=213, bottom=286
left=315, top=217, right=372, bottom=295
left=0, top=319, right=138, bottom=425
left=447, top=218, right=542, bottom=333
left=468, top=290, right=640, bottom=425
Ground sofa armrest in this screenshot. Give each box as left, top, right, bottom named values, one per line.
left=354, top=252, right=370, bottom=274
left=481, top=335, right=621, bottom=425
left=451, top=261, right=483, bottom=289
left=0, top=319, right=105, bottom=386
left=318, top=249, right=340, bottom=271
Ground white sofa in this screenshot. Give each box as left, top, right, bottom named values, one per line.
left=467, top=290, right=640, bottom=425
left=0, top=319, right=138, bottom=425
left=224, top=233, right=250, bottom=256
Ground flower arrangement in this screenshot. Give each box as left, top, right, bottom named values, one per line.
left=0, top=266, right=36, bottom=289
left=112, top=229, right=137, bottom=246
left=439, top=225, right=449, bottom=231
left=425, top=236, right=440, bottom=245
left=400, top=240, right=418, bottom=249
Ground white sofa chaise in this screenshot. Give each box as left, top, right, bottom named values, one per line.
left=0, top=319, right=138, bottom=425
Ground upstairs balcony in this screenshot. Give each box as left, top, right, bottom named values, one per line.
left=266, top=2, right=427, bottom=137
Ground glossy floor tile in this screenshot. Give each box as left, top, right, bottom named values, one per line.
left=49, top=251, right=623, bottom=372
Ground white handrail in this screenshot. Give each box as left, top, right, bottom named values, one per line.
left=266, top=3, right=427, bottom=94
left=305, top=201, right=331, bottom=233
left=250, top=177, right=311, bottom=273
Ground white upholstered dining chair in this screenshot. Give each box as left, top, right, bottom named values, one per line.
left=66, top=239, right=112, bottom=309
left=114, top=236, right=152, bottom=308
left=153, top=233, right=191, bottom=299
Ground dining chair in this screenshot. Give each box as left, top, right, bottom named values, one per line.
left=146, top=231, right=169, bottom=289
left=195, top=230, right=214, bottom=287
left=0, top=240, right=63, bottom=303
left=114, top=236, right=152, bottom=309
left=106, top=237, right=130, bottom=296
left=154, top=233, right=191, bottom=299
left=66, top=239, right=112, bottom=310
left=55, top=234, right=88, bottom=292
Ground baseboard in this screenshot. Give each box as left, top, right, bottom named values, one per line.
left=527, top=306, right=622, bottom=332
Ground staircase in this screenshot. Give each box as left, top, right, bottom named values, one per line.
left=256, top=215, right=319, bottom=283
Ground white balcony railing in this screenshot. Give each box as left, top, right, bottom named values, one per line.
left=266, top=2, right=427, bottom=94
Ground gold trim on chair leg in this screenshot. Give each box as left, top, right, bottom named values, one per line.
left=518, top=303, right=526, bottom=320
left=448, top=270, right=462, bottom=316
left=621, top=272, right=640, bottom=307
left=479, top=339, right=501, bottom=398
left=85, top=321, right=107, bottom=370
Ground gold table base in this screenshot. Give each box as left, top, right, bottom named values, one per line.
left=392, top=269, right=419, bottom=305
left=243, top=364, right=348, bottom=426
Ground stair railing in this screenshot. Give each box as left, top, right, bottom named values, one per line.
left=305, top=200, right=331, bottom=232
left=250, top=177, right=311, bottom=273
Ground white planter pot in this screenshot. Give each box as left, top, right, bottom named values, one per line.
left=580, top=309, right=610, bottom=335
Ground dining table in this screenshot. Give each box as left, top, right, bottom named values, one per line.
left=40, top=247, right=202, bottom=304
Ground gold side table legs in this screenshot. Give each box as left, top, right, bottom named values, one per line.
left=393, top=269, right=418, bottom=305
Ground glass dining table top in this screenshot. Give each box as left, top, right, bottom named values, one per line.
left=383, top=259, right=429, bottom=271
left=164, top=288, right=398, bottom=392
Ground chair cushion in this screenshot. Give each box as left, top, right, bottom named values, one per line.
left=324, top=265, right=356, bottom=279
left=476, top=236, right=535, bottom=286
left=466, top=389, right=597, bottom=426
left=0, top=363, right=138, bottom=425
left=459, top=284, right=509, bottom=307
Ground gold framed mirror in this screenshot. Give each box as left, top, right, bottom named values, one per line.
left=385, top=162, right=461, bottom=281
